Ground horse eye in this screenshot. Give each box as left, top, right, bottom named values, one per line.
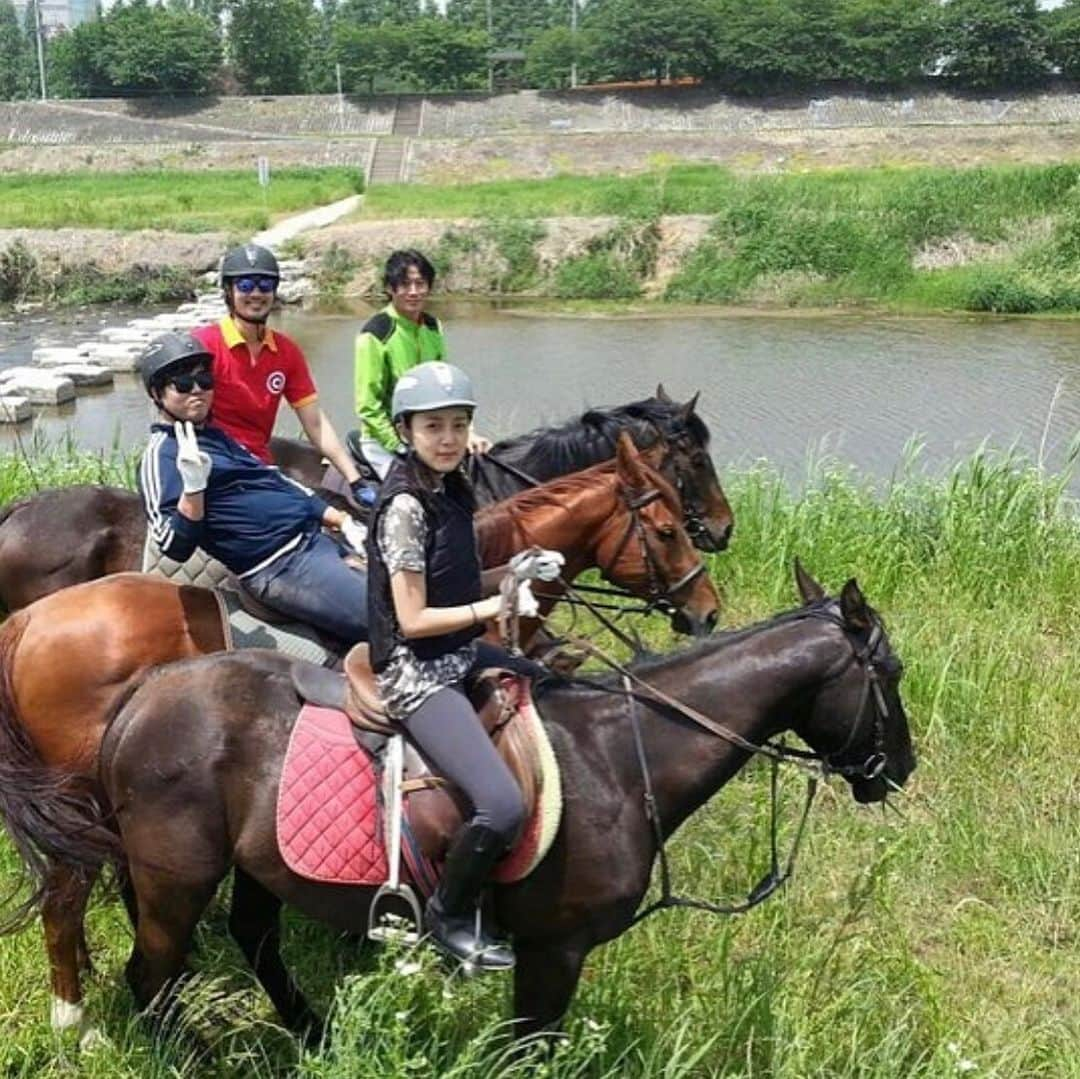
left=658, top=525, right=677, bottom=539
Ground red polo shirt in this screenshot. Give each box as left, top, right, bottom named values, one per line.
left=192, top=317, right=318, bottom=464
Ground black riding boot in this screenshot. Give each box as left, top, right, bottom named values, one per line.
left=425, top=823, right=515, bottom=971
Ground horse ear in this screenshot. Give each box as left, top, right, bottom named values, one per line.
left=615, top=430, right=646, bottom=489
left=794, top=558, right=826, bottom=604
left=639, top=437, right=666, bottom=469
left=839, top=578, right=872, bottom=631
left=678, top=391, right=701, bottom=423
left=656, top=383, right=672, bottom=403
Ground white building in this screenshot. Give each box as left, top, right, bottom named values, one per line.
left=13, top=1, right=97, bottom=35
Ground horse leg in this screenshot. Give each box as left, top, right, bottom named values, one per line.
left=512, top=939, right=588, bottom=1041
left=42, top=862, right=105, bottom=1049
left=228, top=867, right=324, bottom=1047
left=124, top=864, right=219, bottom=1038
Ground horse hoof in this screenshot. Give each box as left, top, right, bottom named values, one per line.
left=79, top=1026, right=110, bottom=1052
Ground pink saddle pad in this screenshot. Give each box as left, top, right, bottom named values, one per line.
left=276, top=704, right=389, bottom=885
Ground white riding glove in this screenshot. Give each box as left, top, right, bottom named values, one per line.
left=509, top=547, right=565, bottom=583
left=174, top=421, right=211, bottom=495
left=514, top=579, right=540, bottom=619
left=340, top=516, right=368, bottom=555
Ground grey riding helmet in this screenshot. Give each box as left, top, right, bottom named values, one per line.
left=391, top=362, right=477, bottom=423
left=219, top=243, right=280, bottom=286
left=138, top=332, right=213, bottom=395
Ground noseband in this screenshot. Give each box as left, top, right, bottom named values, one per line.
left=598, top=487, right=708, bottom=614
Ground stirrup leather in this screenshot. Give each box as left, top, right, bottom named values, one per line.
left=367, top=735, right=422, bottom=944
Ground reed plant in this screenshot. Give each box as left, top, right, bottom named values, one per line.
left=0, top=442, right=1078, bottom=1075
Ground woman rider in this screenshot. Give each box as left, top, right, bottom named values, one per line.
left=365, top=361, right=562, bottom=971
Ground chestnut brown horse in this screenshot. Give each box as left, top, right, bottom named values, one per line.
left=0, top=389, right=733, bottom=613
left=87, top=566, right=914, bottom=1046
left=0, top=435, right=719, bottom=1042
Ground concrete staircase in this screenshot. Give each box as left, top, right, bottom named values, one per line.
left=366, top=95, right=423, bottom=185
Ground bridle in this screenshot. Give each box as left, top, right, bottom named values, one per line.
left=594, top=486, right=708, bottom=617
left=549, top=600, right=901, bottom=924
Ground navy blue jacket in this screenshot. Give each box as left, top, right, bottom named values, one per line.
left=138, top=422, right=330, bottom=577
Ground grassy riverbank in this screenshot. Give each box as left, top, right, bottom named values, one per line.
left=0, top=442, right=1077, bottom=1075
left=0, top=168, right=363, bottom=234
left=350, top=163, right=1080, bottom=313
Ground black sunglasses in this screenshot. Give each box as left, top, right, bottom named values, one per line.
left=168, top=370, right=214, bottom=393
left=233, top=276, right=277, bottom=294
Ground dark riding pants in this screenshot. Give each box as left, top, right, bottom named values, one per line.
left=400, top=685, right=526, bottom=846
left=243, top=528, right=368, bottom=645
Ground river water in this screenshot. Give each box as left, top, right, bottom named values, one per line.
left=3, top=300, right=1080, bottom=486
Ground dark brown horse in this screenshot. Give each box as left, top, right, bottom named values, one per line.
left=0, top=438, right=719, bottom=1043
left=0, top=389, right=732, bottom=613
left=87, top=565, right=914, bottom=1045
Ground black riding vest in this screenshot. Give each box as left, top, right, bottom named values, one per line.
left=367, top=457, right=484, bottom=673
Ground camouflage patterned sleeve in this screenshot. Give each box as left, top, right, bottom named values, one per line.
left=376, top=493, right=427, bottom=575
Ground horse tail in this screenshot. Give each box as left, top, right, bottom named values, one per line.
left=0, top=612, right=122, bottom=933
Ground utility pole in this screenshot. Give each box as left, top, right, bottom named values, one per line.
left=486, top=0, right=493, bottom=93
left=33, top=0, right=47, bottom=101
left=570, top=0, right=577, bottom=89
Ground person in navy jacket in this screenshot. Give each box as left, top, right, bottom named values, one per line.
left=136, top=331, right=369, bottom=645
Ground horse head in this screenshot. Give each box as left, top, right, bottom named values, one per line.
left=649, top=384, right=734, bottom=554
left=791, top=561, right=916, bottom=804
left=595, top=433, right=720, bottom=638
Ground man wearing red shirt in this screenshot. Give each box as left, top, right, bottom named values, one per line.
left=194, top=243, right=368, bottom=503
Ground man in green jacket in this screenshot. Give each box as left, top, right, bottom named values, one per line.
left=354, top=249, right=489, bottom=479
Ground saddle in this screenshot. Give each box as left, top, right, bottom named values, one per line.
left=277, top=645, right=563, bottom=936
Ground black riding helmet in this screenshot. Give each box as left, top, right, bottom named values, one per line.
left=219, top=243, right=280, bottom=287
left=139, top=332, right=213, bottom=397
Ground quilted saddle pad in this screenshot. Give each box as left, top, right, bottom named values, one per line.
left=276, top=704, right=389, bottom=884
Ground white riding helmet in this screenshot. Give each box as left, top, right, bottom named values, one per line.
left=391, top=362, right=477, bottom=423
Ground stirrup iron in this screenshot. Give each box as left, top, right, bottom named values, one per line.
left=367, top=735, right=422, bottom=944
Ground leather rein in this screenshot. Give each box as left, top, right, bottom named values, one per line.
left=544, top=596, right=898, bottom=924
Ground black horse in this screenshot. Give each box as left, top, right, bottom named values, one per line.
left=83, top=564, right=914, bottom=1043
left=0, top=389, right=733, bottom=613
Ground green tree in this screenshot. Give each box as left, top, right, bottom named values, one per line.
left=228, top=0, right=316, bottom=94
left=834, top=0, right=940, bottom=86
left=102, top=1, right=221, bottom=94
left=703, top=0, right=847, bottom=92
left=586, top=0, right=716, bottom=83
left=339, top=0, right=419, bottom=26
left=49, top=18, right=113, bottom=97
left=445, top=0, right=556, bottom=49
left=1046, top=0, right=1080, bottom=80
left=333, top=20, right=407, bottom=93
left=938, top=0, right=1049, bottom=88
left=398, top=17, right=489, bottom=90
left=0, top=0, right=31, bottom=99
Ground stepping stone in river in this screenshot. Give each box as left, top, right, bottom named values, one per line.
left=51, top=363, right=114, bottom=389
left=0, top=396, right=32, bottom=423
left=0, top=368, right=76, bottom=405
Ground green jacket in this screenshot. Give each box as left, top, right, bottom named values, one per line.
left=354, top=303, right=447, bottom=451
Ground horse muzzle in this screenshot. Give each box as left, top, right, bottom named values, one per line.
left=670, top=607, right=718, bottom=638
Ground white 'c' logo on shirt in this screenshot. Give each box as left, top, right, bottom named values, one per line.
left=266, top=372, right=286, bottom=394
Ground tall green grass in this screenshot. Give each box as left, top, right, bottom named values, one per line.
left=0, top=168, right=364, bottom=233
left=1, top=443, right=1079, bottom=1075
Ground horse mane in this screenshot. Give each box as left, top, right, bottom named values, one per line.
left=486, top=396, right=710, bottom=477
left=535, top=599, right=841, bottom=700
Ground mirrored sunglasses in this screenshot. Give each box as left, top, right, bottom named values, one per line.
left=168, top=370, right=215, bottom=393
left=233, top=275, right=277, bottom=294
